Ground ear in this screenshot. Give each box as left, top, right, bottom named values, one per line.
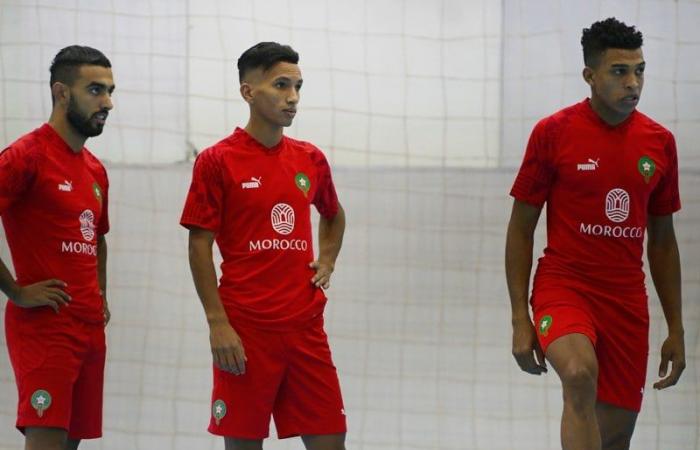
left=240, top=82, right=254, bottom=104
left=51, top=82, right=70, bottom=107
left=582, top=67, right=594, bottom=87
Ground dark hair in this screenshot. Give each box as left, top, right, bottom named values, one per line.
left=237, top=42, right=299, bottom=83
left=49, top=45, right=111, bottom=88
left=581, top=18, right=643, bottom=67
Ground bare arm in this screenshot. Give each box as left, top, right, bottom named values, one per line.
left=647, top=214, right=685, bottom=389
left=188, top=227, right=246, bottom=375
left=310, top=203, right=346, bottom=289
left=505, top=199, right=547, bottom=374
left=0, top=255, right=70, bottom=313
left=97, top=235, right=110, bottom=324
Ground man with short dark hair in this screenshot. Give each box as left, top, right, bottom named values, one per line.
left=0, top=45, right=115, bottom=450
left=506, top=18, right=685, bottom=450
left=181, top=42, right=347, bottom=450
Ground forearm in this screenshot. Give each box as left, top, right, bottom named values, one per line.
left=188, top=238, right=228, bottom=325
left=318, top=204, right=345, bottom=266
left=648, top=240, right=683, bottom=334
left=505, top=225, right=534, bottom=323
left=0, top=257, right=20, bottom=299
left=97, top=235, right=107, bottom=298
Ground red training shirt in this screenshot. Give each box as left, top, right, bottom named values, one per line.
left=511, top=99, right=680, bottom=291
left=0, top=123, right=110, bottom=323
left=180, top=128, right=339, bottom=330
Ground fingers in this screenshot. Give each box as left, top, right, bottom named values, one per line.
left=654, top=359, right=686, bottom=390
left=513, top=351, right=547, bottom=375
left=42, top=279, right=67, bottom=288
left=48, top=287, right=72, bottom=303
left=534, top=343, right=548, bottom=373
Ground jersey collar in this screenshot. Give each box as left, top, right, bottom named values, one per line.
left=37, top=123, right=85, bottom=155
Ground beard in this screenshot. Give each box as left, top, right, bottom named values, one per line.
left=66, top=97, right=105, bottom=137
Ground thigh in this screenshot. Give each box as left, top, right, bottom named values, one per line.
left=224, top=437, right=263, bottom=450
left=302, top=432, right=346, bottom=450
left=273, top=319, right=346, bottom=439
left=546, top=332, right=599, bottom=386
left=6, top=308, right=84, bottom=433
left=592, top=294, right=649, bottom=413
left=68, top=323, right=106, bottom=440
left=209, top=324, right=287, bottom=440
left=531, top=285, right=598, bottom=356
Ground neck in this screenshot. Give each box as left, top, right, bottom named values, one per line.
left=244, top=116, right=283, bottom=148
left=48, top=110, right=87, bottom=152
left=589, top=95, right=630, bottom=127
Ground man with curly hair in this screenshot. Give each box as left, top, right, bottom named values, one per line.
left=506, top=18, right=685, bottom=450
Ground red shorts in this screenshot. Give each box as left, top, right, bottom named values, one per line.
left=209, top=316, right=346, bottom=439
left=5, top=304, right=106, bottom=439
left=531, top=280, right=649, bottom=412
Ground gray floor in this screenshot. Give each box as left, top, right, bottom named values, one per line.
left=1, top=167, right=698, bottom=450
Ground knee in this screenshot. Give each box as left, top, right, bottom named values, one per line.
left=560, top=362, right=597, bottom=405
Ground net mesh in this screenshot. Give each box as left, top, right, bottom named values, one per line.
left=0, top=1, right=698, bottom=449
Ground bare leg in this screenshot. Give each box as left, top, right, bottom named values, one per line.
left=302, top=433, right=346, bottom=450
left=224, top=438, right=263, bottom=450
left=546, top=333, right=601, bottom=450
left=65, top=438, right=80, bottom=450
left=597, top=402, right=638, bottom=450
left=25, top=427, right=67, bottom=450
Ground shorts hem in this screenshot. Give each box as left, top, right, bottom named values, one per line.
left=277, top=425, right=348, bottom=440
left=207, top=427, right=269, bottom=440
left=596, top=395, right=642, bottom=413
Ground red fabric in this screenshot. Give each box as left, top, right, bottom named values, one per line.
left=180, top=128, right=340, bottom=330
left=532, top=281, right=649, bottom=412
left=207, top=317, right=346, bottom=439
left=0, top=123, right=109, bottom=324
left=511, top=99, right=680, bottom=289
left=5, top=306, right=106, bottom=438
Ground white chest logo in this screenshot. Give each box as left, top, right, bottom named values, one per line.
left=605, top=189, right=630, bottom=223
left=58, top=180, right=73, bottom=192
left=577, top=158, right=599, bottom=171
left=79, top=209, right=96, bottom=241
left=271, top=203, right=295, bottom=235
left=242, top=176, right=262, bottom=189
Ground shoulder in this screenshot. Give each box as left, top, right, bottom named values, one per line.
left=633, top=110, right=674, bottom=140
left=2, top=127, right=45, bottom=159
left=285, top=136, right=330, bottom=165
left=82, top=148, right=110, bottom=186
left=532, top=102, right=582, bottom=138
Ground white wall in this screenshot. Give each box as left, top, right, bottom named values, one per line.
left=0, top=0, right=187, bottom=163
left=187, top=0, right=503, bottom=167
left=501, top=0, right=700, bottom=169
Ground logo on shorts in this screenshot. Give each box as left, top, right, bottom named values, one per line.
left=539, top=315, right=553, bottom=337
left=605, top=188, right=630, bottom=223
left=295, top=172, right=310, bottom=197
left=638, top=156, right=655, bottom=184
left=79, top=209, right=96, bottom=241
left=271, top=203, right=295, bottom=235
left=31, top=390, right=51, bottom=417
left=212, top=399, right=227, bottom=426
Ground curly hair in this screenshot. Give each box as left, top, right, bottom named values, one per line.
left=581, top=18, right=643, bottom=67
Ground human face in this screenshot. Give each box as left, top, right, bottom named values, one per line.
left=584, top=48, right=645, bottom=125
left=66, top=65, right=115, bottom=137
left=242, top=62, right=302, bottom=128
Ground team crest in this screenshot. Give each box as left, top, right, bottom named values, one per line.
left=212, top=399, right=227, bottom=426
left=92, top=182, right=103, bottom=204
left=30, top=389, right=52, bottom=418
left=539, top=315, right=553, bottom=337
left=637, top=156, right=655, bottom=184
left=295, top=172, right=310, bottom=197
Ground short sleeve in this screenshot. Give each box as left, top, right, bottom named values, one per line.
left=96, top=165, right=110, bottom=235
left=180, top=149, right=224, bottom=232
left=0, top=142, right=38, bottom=214
left=648, top=133, right=681, bottom=216
left=509, top=118, right=557, bottom=208
left=311, top=149, right=339, bottom=218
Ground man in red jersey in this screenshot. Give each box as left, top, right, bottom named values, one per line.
left=506, top=18, right=684, bottom=450
left=0, top=46, right=114, bottom=450
left=181, top=42, right=346, bottom=450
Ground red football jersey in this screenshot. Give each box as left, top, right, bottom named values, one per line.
left=180, top=128, right=339, bottom=330
left=0, top=124, right=109, bottom=323
left=511, top=99, right=680, bottom=290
